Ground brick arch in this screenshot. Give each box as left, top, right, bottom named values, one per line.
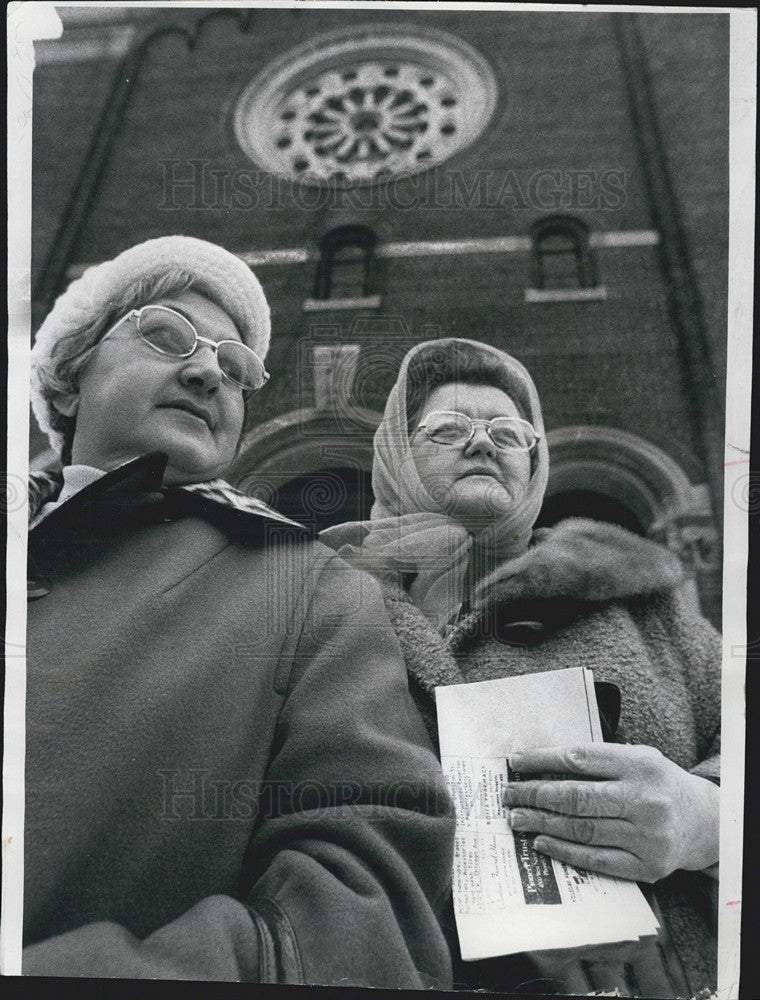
left=228, top=406, right=381, bottom=489
left=544, top=425, right=720, bottom=622
left=228, top=407, right=382, bottom=530
left=544, top=425, right=710, bottom=532
left=231, top=416, right=712, bottom=534
left=230, top=415, right=719, bottom=621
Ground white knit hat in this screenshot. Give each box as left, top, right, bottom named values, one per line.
left=31, top=235, right=271, bottom=457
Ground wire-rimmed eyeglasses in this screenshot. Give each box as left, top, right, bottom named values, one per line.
left=101, top=304, right=270, bottom=393
left=417, top=410, right=540, bottom=451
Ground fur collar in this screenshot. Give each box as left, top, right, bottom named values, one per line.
left=474, top=517, right=685, bottom=608
left=384, top=518, right=686, bottom=696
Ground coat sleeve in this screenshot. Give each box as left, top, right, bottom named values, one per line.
left=22, top=896, right=263, bottom=980
left=239, top=552, right=455, bottom=988
left=655, top=587, right=722, bottom=783
left=23, top=552, right=455, bottom=985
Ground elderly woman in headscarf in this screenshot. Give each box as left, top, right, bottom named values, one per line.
left=321, top=337, right=720, bottom=998
left=23, top=237, right=456, bottom=987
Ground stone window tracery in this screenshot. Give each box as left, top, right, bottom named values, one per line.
left=233, top=25, right=497, bottom=185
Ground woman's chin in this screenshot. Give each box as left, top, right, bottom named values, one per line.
left=162, top=453, right=232, bottom=486
left=449, top=485, right=514, bottom=527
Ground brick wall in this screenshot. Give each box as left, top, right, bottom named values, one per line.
left=30, top=8, right=728, bottom=622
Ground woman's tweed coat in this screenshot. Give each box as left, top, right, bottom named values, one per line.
left=377, top=518, right=720, bottom=997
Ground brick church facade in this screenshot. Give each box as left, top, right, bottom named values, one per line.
left=31, top=7, right=728, bottom=624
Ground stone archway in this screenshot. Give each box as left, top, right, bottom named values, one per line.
left=545, top=426, right=705, bottom=525
left=544, top=425, right=720, bottom=623
left=228, top=416, right=720, bottom=624
left=227, top=406, right=382, bottom=528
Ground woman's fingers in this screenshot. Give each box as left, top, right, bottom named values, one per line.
left=502, top=779, right=625, bottom=818
left=509, top=808, right=633, bottom=848
left=530, top=835, right=644, bottom=881
left=510, top=743, right=640, bottom=779
left=502, top=744, right=719, bottom=882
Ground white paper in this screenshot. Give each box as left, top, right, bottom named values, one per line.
left=436, top=667, right=659, bottom=961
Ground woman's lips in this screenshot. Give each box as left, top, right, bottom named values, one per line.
left=157, top=401, right=214, bottom=430
left=458, top=468, right=499, bottom=479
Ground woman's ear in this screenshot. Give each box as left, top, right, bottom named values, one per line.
left=50, top=391, right=79, bottom=418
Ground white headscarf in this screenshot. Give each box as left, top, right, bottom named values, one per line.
left=321, top=339, right=550, bottom=630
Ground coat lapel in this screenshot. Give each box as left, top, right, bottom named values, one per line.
left=28, top=453, right=312, bottom=541
left=382, top=585, right=465, bottom=695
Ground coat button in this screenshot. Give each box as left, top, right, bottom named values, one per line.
left=27, top=578, right=52, bottom=600
left=505, top=620, right=545, bottom=632
left=496, top=620, right=545, bottom=646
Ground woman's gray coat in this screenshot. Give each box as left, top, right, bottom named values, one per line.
left=24, top=454, right=456, bottom=987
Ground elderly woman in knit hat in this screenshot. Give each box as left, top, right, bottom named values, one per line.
left=24, top=237, right=455, bottom=986
left=322, top=337, right=721, bottom=998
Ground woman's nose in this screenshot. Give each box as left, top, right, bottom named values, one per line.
left=463, top=424, right=496, bottom=459
left=177, top=345, right=222, bottom=394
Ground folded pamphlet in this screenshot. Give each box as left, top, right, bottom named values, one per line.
left=435, top=667, right=660, bottom=960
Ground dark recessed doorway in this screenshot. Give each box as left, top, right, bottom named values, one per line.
left=535, top=490, right=645, bottom=535
left=276, top=467, right=374, bottom=532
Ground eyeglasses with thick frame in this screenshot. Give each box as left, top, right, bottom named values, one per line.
left=417, top=410, right=541, bottom=452
left=101, top=304, right=270, bottom=393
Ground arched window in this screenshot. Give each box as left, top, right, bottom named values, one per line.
left=313, top=225, right=377, bottom=301
left=530, top=215, right=598, bottom=290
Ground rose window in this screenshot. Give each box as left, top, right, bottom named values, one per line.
left=233, top=25, right=498, bottom=185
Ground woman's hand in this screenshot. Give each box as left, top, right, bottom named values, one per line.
left=502, top=743, right=719, bottom=883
